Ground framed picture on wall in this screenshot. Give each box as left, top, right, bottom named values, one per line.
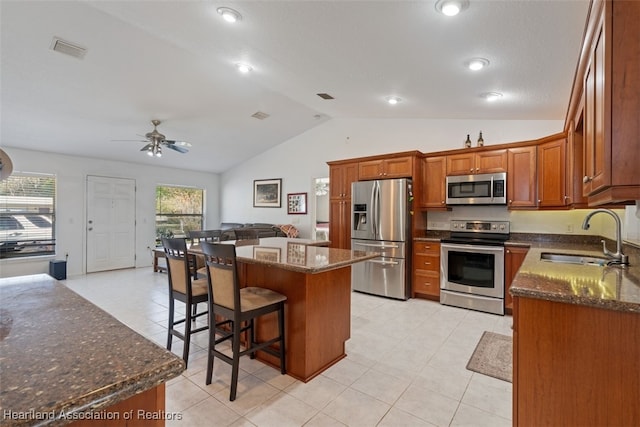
left=253, top=179, right=282, bottom=208
left=287, top=192, right=307, bottom=215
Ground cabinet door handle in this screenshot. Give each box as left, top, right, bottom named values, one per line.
left=441, top=200, right=445, bottom=204
left=509, top=199, right=513, bottom=204
left=476, top=168, right=480, bottom=172
left=424, top=262, right=431, bottom=265
left=538, top=199, right=541, bottom=203
left=469, top=168, right=474, bottom=172
left=583, top=175, right=592, bottom=183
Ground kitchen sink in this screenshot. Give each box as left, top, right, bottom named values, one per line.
left=540, top=252, right=609, bottom=266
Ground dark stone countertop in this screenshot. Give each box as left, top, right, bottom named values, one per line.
left=0, top=274, right=185, bottom=426
left=189, top=237, right=379, bottom=274
left=415, top=231, right=640, bottom=313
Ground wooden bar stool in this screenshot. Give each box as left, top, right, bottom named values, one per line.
left=162, top=237, right=209, bottom=368
left=200, top=242, right=286, bottom=401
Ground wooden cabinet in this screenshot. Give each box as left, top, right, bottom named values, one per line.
left=412, top=241, right=440, bottom=300
left=358, top=156, right=413, bottom=180
left=537, top=137, right=567, bottom=208
left=329, top=162, right=358, bottom=199
left=328, top=162, right=358, bottom=249
left=507, top=146, right=537, bottom=208
left=504, top=246, right=528, bottom=314
left=446, top=149, right=507, bottom=176
left=420, top=156, right=447, bottom=208
left=513, top=296, right=640, bottom=426
left=576, top=0, right=640, bottom=204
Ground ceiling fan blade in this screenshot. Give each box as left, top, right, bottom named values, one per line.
left=164, top=139, right=192, bottom=148
left=140, top=143, right=153, bottom=152
left=111, top=139, right=149, bottom=142
left=164, top=143, right=189, bottom=153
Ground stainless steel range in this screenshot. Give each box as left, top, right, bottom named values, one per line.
left=440, top=220, right=510, bottom=315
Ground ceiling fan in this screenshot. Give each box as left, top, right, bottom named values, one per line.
left=116, top=120, right=191, bottom=158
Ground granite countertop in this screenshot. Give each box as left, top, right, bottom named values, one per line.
left=0, top=274, right=185, bottom=426
left=509, top=241, right=640, bottom=313
left=191, top=237, right=379, bottom=274
left=416, top=231, right=640, bottom=313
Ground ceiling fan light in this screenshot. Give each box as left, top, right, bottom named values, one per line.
left=146, top=150, right=153, bottom=157
left=217, top=7, right=242, bottom=23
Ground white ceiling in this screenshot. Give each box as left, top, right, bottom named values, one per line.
left=1, top=0, right=590, bottom=174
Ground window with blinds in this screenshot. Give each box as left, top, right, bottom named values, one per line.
left=0, top=173, right=56, bottom=258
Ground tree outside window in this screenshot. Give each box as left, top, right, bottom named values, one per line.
left=155, top=185, right=203, bottom=244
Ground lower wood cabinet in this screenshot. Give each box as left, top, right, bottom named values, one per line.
left=412, top=241, right=440, bottom=300
left=504, top=245, right=529, bottom=314
left=513, top=296, right=640, bottom=426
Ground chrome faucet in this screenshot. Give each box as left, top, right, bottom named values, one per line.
left=581, top=209, right=629, bottom=265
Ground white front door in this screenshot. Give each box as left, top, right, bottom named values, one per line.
left=86, top=176, right=136, bottom=273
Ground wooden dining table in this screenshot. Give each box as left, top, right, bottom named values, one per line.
left=187, top=237, right=378, bottom=382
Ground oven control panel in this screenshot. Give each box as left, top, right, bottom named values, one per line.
left=450, top=220, right=510, bottom=234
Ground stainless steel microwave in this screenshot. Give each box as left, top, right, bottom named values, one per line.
left=445, top=172, right=507, bottom=205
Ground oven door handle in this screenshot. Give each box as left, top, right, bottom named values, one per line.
left=441, top=243, right=505, bottom=254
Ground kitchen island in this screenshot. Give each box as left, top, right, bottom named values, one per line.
left=0, top=274, right=185, bottom=427
left=510, top=243, right=640, bottom=426
left=191, top=237, right=379, bottom=382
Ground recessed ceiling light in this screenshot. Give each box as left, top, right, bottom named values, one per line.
left=386, top=96, right=402, bottom=105
left=235, top=63, right=253, bottom=73
left=466, top=58, right=490, bottom=71
left=435, top=0, right=469, bottom=17
left=481, top=92, right=503, bottom=102
left=217, top=7, right=242, bottom=23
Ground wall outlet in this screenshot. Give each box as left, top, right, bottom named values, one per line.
left=567, top=224, right=574, bottom=233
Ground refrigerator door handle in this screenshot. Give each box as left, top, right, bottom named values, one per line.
left=353, top=242, right=399, bottom=249
left=371, top=182, right=379, bottom=239
left=366, top=259, right=400, bottom=266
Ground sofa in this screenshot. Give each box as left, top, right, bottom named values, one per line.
left=219, top=222, right=291, bottom=240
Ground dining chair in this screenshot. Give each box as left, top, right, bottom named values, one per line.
left=162, top=237, right=209, bottom=368
left=200, top=242, right=286, bottom=401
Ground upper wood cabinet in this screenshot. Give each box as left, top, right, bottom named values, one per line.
left=446, top=149, right=507, bottom=176
left=537, top=137, right=567, bottom=208
left=358, top=156, right=413, bottom=180
left=329, top=162, right=358, bottom=200
left=507, top=146, right=537, bottom=208
left=569, top=0, right=640, bottom=205
left=420, top=156, right=447, bottom=208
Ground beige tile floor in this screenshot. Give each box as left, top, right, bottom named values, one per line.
left=65, top=267, right=512, bottom=427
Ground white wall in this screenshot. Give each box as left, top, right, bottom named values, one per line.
left=0, top=147, right=220, bottom=278
left=221, top=117, right=563, bottom=237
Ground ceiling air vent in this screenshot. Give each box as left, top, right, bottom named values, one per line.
left=50, top=37, right=87, bottom=59
left=251, top=111, right=270, bottom=120
left=317, top=93, right=334, bottom=100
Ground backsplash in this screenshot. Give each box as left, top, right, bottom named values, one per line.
left=425, top=205, right=640, bottom=244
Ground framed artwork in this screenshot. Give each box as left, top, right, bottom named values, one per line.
left=287, top=242, right=307, bottom=265
left=287, top=192, right=307, bottom=215
left=253, top=179, right=282, bottom=208
left=253, top=247, right=281, bottom=263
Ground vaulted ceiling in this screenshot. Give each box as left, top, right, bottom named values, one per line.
left=0, top=1, right=590, bottom=173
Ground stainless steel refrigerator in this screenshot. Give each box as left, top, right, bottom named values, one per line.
left=351, top=178, right=411, bottom=300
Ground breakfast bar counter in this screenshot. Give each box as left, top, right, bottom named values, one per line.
left=0, top=274, right=185, bottom=426
left=191, top=237, right=379, bottom=382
